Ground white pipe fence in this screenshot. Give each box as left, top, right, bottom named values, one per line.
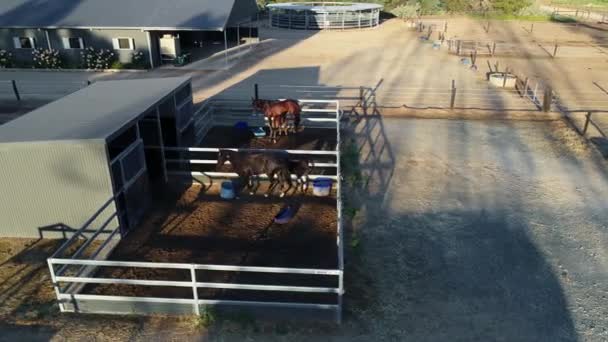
left=48, top=258, right=342, bottom=317
left=171, top=99, right=341, bottom=181
left=47, top=98, right=345, bottom=322
left=268, top=3, right=381, bottom=30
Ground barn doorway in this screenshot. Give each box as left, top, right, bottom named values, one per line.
left=107, top=125, right=150, bottom=236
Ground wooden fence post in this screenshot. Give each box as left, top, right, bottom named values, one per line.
left=254, top=83, right=259, bottom=100
left=542, top=86, right=553, bottom=112
left=11, top=80, right=20, bottom=101
left=553, top=43, right=559, bottom=58
left=359, top=86, right=366, bottom=113
left=521, top=77, right=529, bottom=98
left=530, top=23, right=534, bottom=33
left=492, top=41, right=496, bottom=56
left=457, top=40, right=461, bottom=55
left=450, top=80, right=456, bottom=110
left=471, top=50, right=477, bottom=68
left=583, top=111, right=592, bottom=135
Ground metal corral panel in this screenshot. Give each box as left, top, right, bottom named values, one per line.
left=0, top=140, right=116, bottom=238
left=62, top=297, right=338, bottom=320
left=62, top=298, right=195, bottom=315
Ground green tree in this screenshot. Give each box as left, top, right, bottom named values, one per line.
left=419, top=0, right=441, bottom=14
left=491, top=0, right=531, bottom=14
left=392, top=3, right=420, bottom=19
left=443, top=0, right=471, bottom=12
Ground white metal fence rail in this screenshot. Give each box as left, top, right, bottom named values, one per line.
left=47, top=98, right=345, bottom=322
left=170, top=99, right=341, bottom=180
left=48, top=258, right=343, bottom=317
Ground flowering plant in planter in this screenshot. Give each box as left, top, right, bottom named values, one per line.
left=81, top=47, right=115, bottom=70
left=32, top=48, right=62, bottom=69
left=0, top=50, right=13, bottom=68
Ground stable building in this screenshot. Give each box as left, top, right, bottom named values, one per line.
left=0, top=77, right=193, bottom=238
left=0, top=0, right=258, bottom=68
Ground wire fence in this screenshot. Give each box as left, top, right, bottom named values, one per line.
left=448, top=39, right=608, bottom=59
left=211, top=82, right=540, bottom=112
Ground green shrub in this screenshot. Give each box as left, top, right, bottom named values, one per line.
left=551, top=13, right=578, bottom=22
left=196, top=307, right=216, bottom=328
left=417, top=0, right=441, bottom=14
left=130, top=51, right=148, bottom=69
left=517, top=3, right=549, bottom=16
left=491, top=0, right=532, bottom=15
left=443, top=0, right=471, bottom=13
left=392, top=3, right=420, bottom=19
left=110, top=61, right=125, bottom=69
left=0, top=50, right=13, bottom=68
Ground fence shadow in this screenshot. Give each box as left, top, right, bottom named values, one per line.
left=590, top=136, right=608, bottom=157
left=0, top=239, right=62, bottom=322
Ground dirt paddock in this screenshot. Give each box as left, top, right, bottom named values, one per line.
left=84, top=182, right=339, bottom=304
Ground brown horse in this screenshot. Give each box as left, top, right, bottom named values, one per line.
left=252, top=99, right=302, bottom=142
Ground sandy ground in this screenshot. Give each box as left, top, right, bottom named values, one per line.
left=85, top=184, right=338, bottom=305
left=1, top=116, right=608, bottom=341
left=2, top=17, right=606, bottom=116
left=1, top=16, right=608, bottom=341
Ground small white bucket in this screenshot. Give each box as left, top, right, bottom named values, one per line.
left=312, top=178, right=333, bottom=197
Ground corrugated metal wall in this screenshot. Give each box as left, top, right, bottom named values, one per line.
left=0, top=140, right=117, bottom=238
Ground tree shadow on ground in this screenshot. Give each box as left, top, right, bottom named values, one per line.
left=590, top=136, right=608, bottom=157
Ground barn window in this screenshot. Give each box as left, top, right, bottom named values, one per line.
left=112, top=37, right=134, bottom=50
left=62, top=37, right=84, bottom=49
left=13, top=37, right=35, bottom=49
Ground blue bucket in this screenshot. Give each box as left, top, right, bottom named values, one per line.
left=220, top=181, right=235, bottom=200
left=234, top=121, right=249, bottom=132
left=274, top=206, right=295, bottom=225
left=312, top=178, right=333, bottom=197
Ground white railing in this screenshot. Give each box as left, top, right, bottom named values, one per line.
left=47, top=98, right=345, bottom=322
left=205, top=99, right=341, bottom=129
left=165, top=147, right=339, bottom=180
left=169, top=99, right=341, bottom=181
left=48, top=258, right=343, bottom=316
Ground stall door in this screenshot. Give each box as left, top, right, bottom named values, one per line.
left=111, top=139, right=149, bottom=236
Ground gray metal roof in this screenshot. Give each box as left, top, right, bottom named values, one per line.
left=0, top=76, right=190, bottom=144
left=0, top=0, right=257, bottom=30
